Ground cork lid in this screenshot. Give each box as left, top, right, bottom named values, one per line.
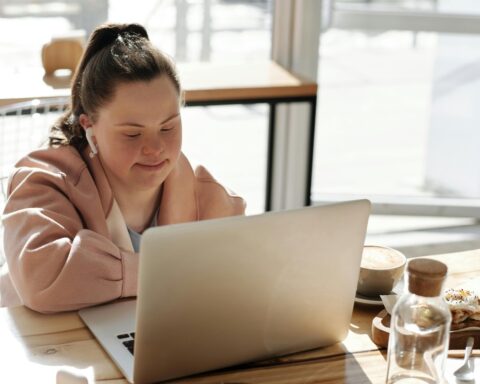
left=407, top=258, right=448, bottom=297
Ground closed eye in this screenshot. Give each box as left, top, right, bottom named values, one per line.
left=125, top=133, right=141, bottom=138
left=160, top=115, right=180, bottom=132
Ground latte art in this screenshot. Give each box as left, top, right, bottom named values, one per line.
left=360, top=247, right=405, bottom=270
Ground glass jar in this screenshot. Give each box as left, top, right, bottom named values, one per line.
left=385, top=258, right=451, bottom=383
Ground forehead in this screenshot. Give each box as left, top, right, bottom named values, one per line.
left=99, top=76, right=180, bottom=120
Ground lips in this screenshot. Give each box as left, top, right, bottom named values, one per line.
left=136, top=159, right=167, bottom=170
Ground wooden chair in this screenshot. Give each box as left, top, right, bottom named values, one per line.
left=41, top=37, right=85, bottom=75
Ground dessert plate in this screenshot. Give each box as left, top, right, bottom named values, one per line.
left=354, top=292, right=385, bottom=306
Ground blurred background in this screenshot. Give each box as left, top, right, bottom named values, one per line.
left=2, top=0, right=480, bottom=257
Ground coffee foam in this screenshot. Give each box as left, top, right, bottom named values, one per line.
left=361, top=246, right=405, bottom=270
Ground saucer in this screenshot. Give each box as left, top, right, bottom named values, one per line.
left=354, top=292, right=386, bottom=306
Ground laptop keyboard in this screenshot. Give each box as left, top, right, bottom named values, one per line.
left=117, top=332, right=135, bottom=355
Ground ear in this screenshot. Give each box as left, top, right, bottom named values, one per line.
left=79, top=113, right=92, bottom=130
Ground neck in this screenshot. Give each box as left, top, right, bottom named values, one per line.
left=113, top=184, right=162, bottom=233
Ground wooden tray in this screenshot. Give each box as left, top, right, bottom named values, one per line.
left=372, top=309, right=480, bottom=349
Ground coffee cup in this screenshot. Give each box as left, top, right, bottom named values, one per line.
left=356, top=245, right=406, bottom=297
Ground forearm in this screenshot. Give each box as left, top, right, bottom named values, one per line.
left=5, top=229, right=138, bottom=313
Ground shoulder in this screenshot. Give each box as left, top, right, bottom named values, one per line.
left=193, top=164, right=246, bottom=218
left=9, top=146, right=87, bottom=192
left=15, top=146, right=86, bottom=178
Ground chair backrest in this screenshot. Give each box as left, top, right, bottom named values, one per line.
left=41, top=37, right=85, bottom=75
left=0, top=97, right=69, bottom=204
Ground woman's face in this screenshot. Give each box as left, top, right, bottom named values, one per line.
left=84, top=75, right=182, bottom=194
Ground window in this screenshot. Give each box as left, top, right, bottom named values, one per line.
left=313, top=0, right=480, bottom=255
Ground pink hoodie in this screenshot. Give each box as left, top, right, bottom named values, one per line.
left=0, top=145, right=245, bottom=313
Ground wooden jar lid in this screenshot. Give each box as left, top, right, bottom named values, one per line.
left=407, top=258, right=448, bottom=297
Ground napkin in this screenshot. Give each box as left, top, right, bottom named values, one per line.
left=380, top=278, right=404, bottom=314
left=380, top=294, right=398, bottom=315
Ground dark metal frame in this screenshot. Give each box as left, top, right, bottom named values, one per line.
left=185, top=94, right=317, bottom=211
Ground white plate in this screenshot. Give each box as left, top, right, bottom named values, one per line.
left=354, top=292, right=386, bottom=306
left=450, top=326, right=480, bottom=333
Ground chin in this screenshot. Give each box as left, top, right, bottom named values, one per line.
left=138, top=174, right=169, bottom=190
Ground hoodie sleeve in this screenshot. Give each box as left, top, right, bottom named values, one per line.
left=194, top=165, right=246, bottom=219
left=2, top=167, right=138, bottom=313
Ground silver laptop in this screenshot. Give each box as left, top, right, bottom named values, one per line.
left=79, top=200, right=370, bottom=383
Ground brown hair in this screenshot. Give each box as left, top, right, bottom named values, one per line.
left=50, top=23, right=181, bottom=149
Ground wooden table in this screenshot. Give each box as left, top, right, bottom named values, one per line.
left=1, top=250, right=478, bottom=383
left=0, top=61, right=318, bottom=210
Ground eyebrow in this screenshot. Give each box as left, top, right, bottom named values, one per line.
left=115, top=113, right=180, bottom=128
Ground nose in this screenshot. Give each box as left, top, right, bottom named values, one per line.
left=142, top=134, right=165, bottom=156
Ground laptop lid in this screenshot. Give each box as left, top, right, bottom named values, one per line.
left=134, top=200, right=370, bottom=383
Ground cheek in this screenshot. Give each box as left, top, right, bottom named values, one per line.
left=98, top=136, right=140, bottom=166
left=170, top=129, right=182, bottom=152
left=118, top=146, right=139, bottom=165
left=158, top=130, right=182, bottom=156
left=116, top=143, right=142, bottom=166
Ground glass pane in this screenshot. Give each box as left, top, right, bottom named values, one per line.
left=334, top=0, right=437, bottom=11
left=335, top=0, right=480, bottom=15
left=313, top=3, right=480, bottom=204
left=313, top=29, right=436, bottom=198
left=110, top=0, right=272, bottom=63
left=1, top=0, right=272, bottom=71
left=313, top=1, right=480, bottom=254
left=182, top=105, right=268, bottom=214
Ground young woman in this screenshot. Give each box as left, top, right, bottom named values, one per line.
left=0, top=23, right=245, bottom=312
